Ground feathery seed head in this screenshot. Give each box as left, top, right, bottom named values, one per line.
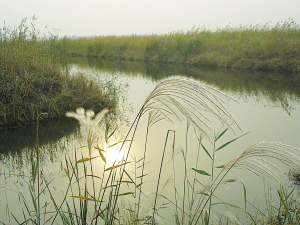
left=222, top=141, right=300, bottom=183
left=66, top=108, right=109, bottom=149
left=141, top=76, right=240, bottom=136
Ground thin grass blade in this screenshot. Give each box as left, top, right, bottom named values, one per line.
left=76, top=156, right=99, bottom=164
left=71, top=196, right=104, bottom=203
left=201, top=143, right=212, bottom=160
left=105, top=162, right=128, bottom=171
left=216, top=132, right=249, bottom=152
left=222, top=179, right=237, bottom=183
left=64, top=168, right=71, bottom=181
left=112, top=192, right=135, bottom=196
left=192, top=168, right=211, bottom=176
left=215, top=128, right=228, bottom=142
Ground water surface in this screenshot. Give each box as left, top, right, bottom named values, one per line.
left=1, top=58, right=300, bottom=223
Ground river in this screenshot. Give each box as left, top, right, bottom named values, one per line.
left=1, top=58, right=300, bottom=224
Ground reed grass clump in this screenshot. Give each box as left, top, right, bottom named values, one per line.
left=60, top=76, right=299, bottom=224
left=0, top=18, right=116, bottom=127
left=60, top=19, right=300, bottom=72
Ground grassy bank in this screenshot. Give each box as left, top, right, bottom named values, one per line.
left=60, top=20, right=300, bottom=72
left=0, top=19, right=116, bottom=127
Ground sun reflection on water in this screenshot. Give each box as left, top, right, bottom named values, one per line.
left=105, top=142, right=126, bottom=168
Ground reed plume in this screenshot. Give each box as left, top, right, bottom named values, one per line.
left=225, top=141, right=300, bottom=182
left=140, top=76, right=240, bottom=135
left=119, top=76, right=242, bottom=223
left=66, top=107, right=108, bottom=150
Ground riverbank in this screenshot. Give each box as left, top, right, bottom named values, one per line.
left=59, top=20, right=300, bottom=72
left=0, top=19, right=116, bottom=127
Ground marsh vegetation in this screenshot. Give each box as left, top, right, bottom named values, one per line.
left=58, top=19, right=300, bottom=72
left=0, top=18, right=116, bottom=127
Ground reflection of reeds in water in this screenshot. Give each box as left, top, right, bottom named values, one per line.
left=4, top=76, right=300, bottom=224
left=0, top=117, right=78, bottom=154
left=70, top=57, right=300, bottom=116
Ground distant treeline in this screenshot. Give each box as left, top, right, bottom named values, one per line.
left=58, top=20, right=300, bottom=72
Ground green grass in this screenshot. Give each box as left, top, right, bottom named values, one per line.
left=59, top=19, right=300, bottom=72
left=0, top=18, right=117, bottom=127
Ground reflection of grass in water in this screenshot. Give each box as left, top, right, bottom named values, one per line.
left=70, top=58, right=300, bottom=115
left=0, top=117, right=78, bottom=154
left=3, top=76, right=300, bottom=224
left=0, top=117, right=78, bottom=175
left=0, top=108, right=126, bottom=174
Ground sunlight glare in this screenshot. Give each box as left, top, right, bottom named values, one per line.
left=105, top=143, right=125, bottom=168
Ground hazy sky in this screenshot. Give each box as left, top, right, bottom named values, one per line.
left=1, top=0, right=300, bottom=37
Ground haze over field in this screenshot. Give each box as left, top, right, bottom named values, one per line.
left=1, top=0, right=300, bottom=37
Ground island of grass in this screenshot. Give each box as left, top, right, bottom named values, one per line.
left=0, top=20, right=116, bottom=127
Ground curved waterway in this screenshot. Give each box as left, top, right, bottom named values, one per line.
left=1, top=58, right=300, bottom=224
